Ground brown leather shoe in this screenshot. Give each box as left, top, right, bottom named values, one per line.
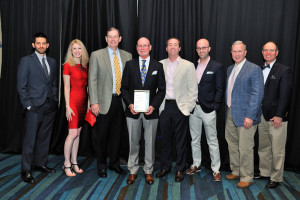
left=127, top=174, right=137, bottom=185
left=186, top=166, right=201, bottom=175
left=225, top=174, right=240, bottom=180
left=266, top=180, right=279, bottom=188
left=175, top=171, right=184, bottom=182
left=237, top=181, right=253, bottom=188
left=156, top=169, right=170, bottom=178
left=145, top=174, right=154, bottom=185
left=213, top=172, right=222, bottom=181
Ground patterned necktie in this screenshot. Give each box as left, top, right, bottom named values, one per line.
left=42, top=58, right=49, bottom=79
left=227, top=67, right=238, bottom=107
left=141, top=60, right=147, bottom=86
left=113, top=51, right=121, bottom=95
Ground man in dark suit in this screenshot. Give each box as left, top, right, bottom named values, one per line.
left=255, top=41, right=292, bottom=188
left=121, top=37, right=165, bottom=185
left=89, top=27, right=132, bottom=178
left=187, top=39, right=225, bottom=181
left=17, top=32, right=58, bottom=184
left=225, top=40, right=264, bottom=189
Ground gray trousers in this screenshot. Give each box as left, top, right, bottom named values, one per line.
left=189, top=105, right=220, bottom=173
left=258, top=115, right=287, bottom=182
left=126, top=114, right=158, bottom=174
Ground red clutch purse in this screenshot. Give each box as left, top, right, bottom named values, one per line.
left=85, top=110, right=96, bottom=126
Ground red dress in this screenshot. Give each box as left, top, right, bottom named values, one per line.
left=63, top=63, right=88, bottom=128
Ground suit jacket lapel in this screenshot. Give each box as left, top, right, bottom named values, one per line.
left=104, top=48, right=113, bottom=78
left=133, top=59, right=142, bottom=86
left=265, top=61, right=279, bottom=86
left=199, top=60, right=213, bottom=84
left=144, top=58, right=154, bottom=87
left=32, top=53, right=48, bottom=80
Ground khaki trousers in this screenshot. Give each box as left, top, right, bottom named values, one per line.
left=258, top=115, right=287, bottom=182
left=225, top=108, right=257, bottom=182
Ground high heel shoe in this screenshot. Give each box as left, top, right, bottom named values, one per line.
left=62, top=165, right=76, bottom=177
left=71, top=163, right=83, bottom=173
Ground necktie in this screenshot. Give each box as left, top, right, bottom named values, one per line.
left=262, top=64, right=270, bottom=70
left=42, top=58, right=49, bottom=79
left=227, top=67, right=238, bottom=107
left=141, top=60, right=147, bottom=86
left=113, top=51, right=121, bottom=95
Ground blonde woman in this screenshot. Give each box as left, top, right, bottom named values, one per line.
left=62, top=39, right=89, bottom=176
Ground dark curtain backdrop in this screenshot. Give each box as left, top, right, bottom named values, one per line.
left=1, top=0, right=300, bottom=172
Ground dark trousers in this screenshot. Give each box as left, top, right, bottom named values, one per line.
left=160, top=101, right=189, bottom=172
left=92, top=96, right=124, bottom=170
left=21, top=98, right=57, bottom=172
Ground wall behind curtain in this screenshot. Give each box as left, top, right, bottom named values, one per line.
left=1, top=0, right=300, bottom=171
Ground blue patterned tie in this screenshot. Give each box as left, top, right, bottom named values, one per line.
left=141, top=60, right=147, bottom=86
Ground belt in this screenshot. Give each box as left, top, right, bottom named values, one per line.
left=196, top=101, right=200, bottom=105
left=112, top=94, right=121, bottom=98
left=166, top=99, right=176, bottom=103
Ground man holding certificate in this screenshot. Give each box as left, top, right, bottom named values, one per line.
left=121, top=37, right=166, bottom=185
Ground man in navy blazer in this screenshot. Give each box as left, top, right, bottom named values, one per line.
left=187, top=39, right=225, bottom=182
left=255, top=42, right=292, bottom=188
left=17, top=33, right=58, bottom=184
left=225, top=41, right=264, bottom=188
left=121, top=37, right=166, bottom=185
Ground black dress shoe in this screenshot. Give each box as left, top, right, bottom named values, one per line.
left=266, top=180, right=279, bottom=188
left=21, top=170, right=35, bottom=184
left=32, top=165, right=56, bottom=173
left=98, top=169, right=107, bottom=178
left=175, top=171, right=184, bottom=182
left=254, top=175, right=270, bottom=179
left=109, top=167, right=126, bottom=175
left=156, top=169, right=170, bottom=178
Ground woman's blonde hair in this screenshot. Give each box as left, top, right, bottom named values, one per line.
left=64, top=39, right=89, bottom=67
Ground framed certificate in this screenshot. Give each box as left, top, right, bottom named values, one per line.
left=134, top=90, right=150, bottom=112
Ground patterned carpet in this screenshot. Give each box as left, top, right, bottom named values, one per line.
left=1, top=153, right=300, bottom=200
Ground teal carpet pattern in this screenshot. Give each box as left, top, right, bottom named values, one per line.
left=1, top=153, right=300, bottom=200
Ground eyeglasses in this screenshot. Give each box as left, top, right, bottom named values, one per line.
left=262, top=49, right=277, bottom=53
left=137, top=45, right=150, bottom=48
left=196, top=46, right=209, bottom=51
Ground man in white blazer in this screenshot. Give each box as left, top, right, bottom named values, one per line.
left=156, top=38, right=198, bottom=182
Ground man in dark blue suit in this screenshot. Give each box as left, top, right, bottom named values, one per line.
left=121, top=37, right=166, bottom=185
left=225, top=41, right=264, bottom=189
left=187, top=39, right=225, bottom=182
left=255, top=41, right=292, bottom=188
left=17, top=33, right=58, bottom=184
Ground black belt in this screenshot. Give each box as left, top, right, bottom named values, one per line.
left=166, top=99, right=176, bottom=103
left=196, top=101, right=200, bottom=105
left=112, top=94, right=121, bottom=98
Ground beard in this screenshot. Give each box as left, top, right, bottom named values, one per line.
left=34, top=47, right=47, bottom=55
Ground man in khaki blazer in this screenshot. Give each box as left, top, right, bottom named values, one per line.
left=156, top=38, right=198, bottom=182
left=89, top=27, right=132, bottom=178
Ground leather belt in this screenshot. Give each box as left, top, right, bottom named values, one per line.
left=196, top=101, right=200, bottom=105
left=166, top=99, right=176, bottom=103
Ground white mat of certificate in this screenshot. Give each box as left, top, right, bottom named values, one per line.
left=134, top=90, right=150, bottom=112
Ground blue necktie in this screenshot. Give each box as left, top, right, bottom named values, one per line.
left=141, top=60, right=147, bottom=86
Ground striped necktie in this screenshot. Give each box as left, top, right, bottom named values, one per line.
left=141, top=60, right=147, bottom=86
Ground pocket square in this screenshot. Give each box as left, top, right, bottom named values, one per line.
left=206, top=71, right=214, bottom=74
left=271, top=75, right=276, bottom=79
left=152, top=71, right=157, bottom=75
